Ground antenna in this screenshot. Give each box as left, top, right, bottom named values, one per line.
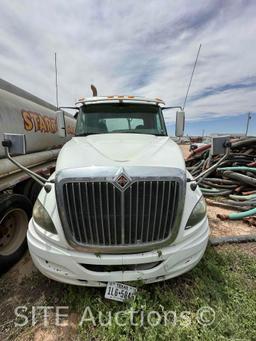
left=54, top=52, right=59, bottom=109
left=183, top=44, right=202, bottom=110
left=245, top=112, right=252, bottom=136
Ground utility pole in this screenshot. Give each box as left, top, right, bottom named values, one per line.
left=245, top=112, right=251, bottom=136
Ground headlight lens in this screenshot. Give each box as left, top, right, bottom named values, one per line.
left=185, top=196, right=207, bottom=229
left=33, top=199, right=57, bottom=234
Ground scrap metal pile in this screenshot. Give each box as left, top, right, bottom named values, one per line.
left=186, top=137, right=256, bottom=225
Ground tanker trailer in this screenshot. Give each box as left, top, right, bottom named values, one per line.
left=0, top=78, right=76, bottom=272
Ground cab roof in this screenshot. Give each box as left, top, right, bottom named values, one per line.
left=75, top=95, right=165, bottom=106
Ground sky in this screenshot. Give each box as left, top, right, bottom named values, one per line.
left=0, top=0, right=255, bottom=136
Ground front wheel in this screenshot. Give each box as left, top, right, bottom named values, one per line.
left=0, top=195, right=32, bottom=273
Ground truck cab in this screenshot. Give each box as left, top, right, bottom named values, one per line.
left=27, top=95, right=209, bottom=286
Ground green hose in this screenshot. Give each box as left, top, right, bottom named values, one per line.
left=229, top=194, right=256, bottom=201
left=200, top=188, right=232, bottom=196
left=231, top=137, right=256, bottom=148
left=202, top=180, right=237, bottom=189
left=228, top=207, right=256, bottom=219
left=225, top=199, right=256, bottom=206
left=200, top=187, right=219, bottom=193
left=218, top=166, right=256, bottom=173
left=222, top=171, right=256, bottom=187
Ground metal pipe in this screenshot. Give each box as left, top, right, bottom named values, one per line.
left=194, top=147, right=230, bottom=184
left=5, top=149, right=46, bottom=185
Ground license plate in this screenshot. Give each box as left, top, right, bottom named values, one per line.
left=105, top=282, right=137, bottom=302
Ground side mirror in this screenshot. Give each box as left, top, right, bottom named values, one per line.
left=175, top=111, right=185, bottom=137
left=2, top=133, right=26, bottom=155
left=56, top=110, right=66, bottom=137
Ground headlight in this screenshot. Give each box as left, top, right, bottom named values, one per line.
left=33, top=199, right=57, bottom=234
left=185, top=196, right=207, bottom=229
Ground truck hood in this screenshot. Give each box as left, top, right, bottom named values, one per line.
left=56, top=134, right=185, bottom=171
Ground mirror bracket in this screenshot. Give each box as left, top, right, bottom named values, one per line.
left=2, top=134, right=54, bottom=192
left=3, top=133, right=26, bottom=155
left=56, top=110, right=66, bottom=137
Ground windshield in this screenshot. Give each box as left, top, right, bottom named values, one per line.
left=75, top=103, right=167, bottom=136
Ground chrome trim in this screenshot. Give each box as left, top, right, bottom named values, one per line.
left=78, top=183, right=88, bottom=242
left=140, top=181, right=146, bottom=241
left=106, top=183, right=111, bottom=243
left=98, top=183, right=105, bottom=243
left=114, top=170, right=132, bottom=191
left=157, top=181, right=165, bottom=240
left=55, top=166, right=186, bottom=254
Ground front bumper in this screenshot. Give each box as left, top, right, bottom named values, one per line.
left=27, top=217, right=209, bottom=287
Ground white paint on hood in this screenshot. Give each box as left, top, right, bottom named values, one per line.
left=56, top=133, right=185, bottom=171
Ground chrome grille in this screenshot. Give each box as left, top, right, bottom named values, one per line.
left=61, top=180, right=179, bottom=248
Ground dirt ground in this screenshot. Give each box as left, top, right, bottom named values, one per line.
left=1, top=243, right=255, bottom=341
left=207, top=205, right=256, bottom=237
left=0, top=251, right=79, bottom=341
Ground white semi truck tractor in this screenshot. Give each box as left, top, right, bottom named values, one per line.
left=0, top=79, right=76, bottom=272
left=2, top=94, right=210, bottom=293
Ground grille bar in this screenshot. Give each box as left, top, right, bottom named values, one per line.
left=98, top=183, right=105, bottom=244
left=135, top=182, right=139, bottom=243
left=61, top=180, right=180, bottom=248
left=113, top=186, right=117, bottom=245
left=157, top=181, right=165, bottom=240
left=85, top=183, right=93, bottom=243
left=140, top=181, right=146, bottom=242
left=64, top=184, right=75, bottom=238
left=129, top=186, right=132, bottom=244
left=152, top=181, right=159, bottom=241
left=72, top=183, right=82, bottom=242
left=162, top=181, right=171, bottom=239
left=106, top=183, right=111, bottom=244
left=146, top=181, right=152, bottom=242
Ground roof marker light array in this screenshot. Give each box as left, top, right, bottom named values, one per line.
left=76, top=95, right=165, bottom=105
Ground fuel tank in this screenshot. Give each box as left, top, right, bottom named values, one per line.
left=0, top=78, right=76, bottom=159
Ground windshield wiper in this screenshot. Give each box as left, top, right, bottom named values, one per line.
left=75, top=132, right=102, bottom=137
left=76, top=132, right=167, bottom=137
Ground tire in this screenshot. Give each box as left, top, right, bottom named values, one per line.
left=29, top=182, right=42, bottom=204
left=23, top=179, right=34, bottom=200
left=0, top=194, right=32, bottom=273
left=14, top=179, right=41, bottom=204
